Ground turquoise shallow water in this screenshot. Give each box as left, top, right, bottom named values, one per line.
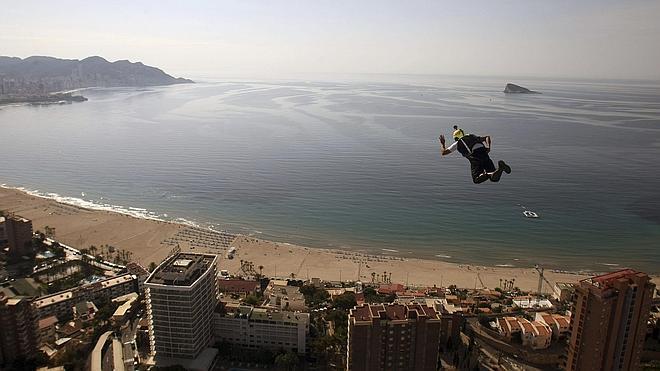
left=1, top=75, right=659, bottom=273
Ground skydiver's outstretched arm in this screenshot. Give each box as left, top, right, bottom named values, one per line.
left=439, top=135, right=452, bottom=156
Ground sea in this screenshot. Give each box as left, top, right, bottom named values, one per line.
left=1, top=75, right=659, bottom=273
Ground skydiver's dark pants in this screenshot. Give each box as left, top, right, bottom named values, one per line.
left=467, top=148, right=496, bottom=184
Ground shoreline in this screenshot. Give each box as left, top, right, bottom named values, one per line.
left=0, top=92, right=87, bottom=106
left=1, top=185, right=657, bottom=291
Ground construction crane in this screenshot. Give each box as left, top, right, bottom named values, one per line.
left=476, top=273, right=486, bottom=289
left=535, top=264, right=561, bottom=298
left=535, top=265, right=545, bottom=296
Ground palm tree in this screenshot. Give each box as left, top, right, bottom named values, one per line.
left=89, top=245, right=97, bottom=259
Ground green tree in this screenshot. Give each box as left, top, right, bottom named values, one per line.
left=332, top=292, right=357, bottom=311
left=148, top=262, right=157, bottom=272
left=300, top=285, right=330, bottom=308
left=244, top=294, right=260, bottom=306
left=274, top=351, right=299, bottom=371
left=362, top=287, right=383, bottom=303
left=44, top=225, right=56, bottom=238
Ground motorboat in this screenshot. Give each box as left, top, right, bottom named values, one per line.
left=523, top=210, right=539, bottom=218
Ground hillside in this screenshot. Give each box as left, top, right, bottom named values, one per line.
left=0, top=56, right=193, bottom=96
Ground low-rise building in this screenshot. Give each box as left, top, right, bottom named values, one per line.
left=512, top=296, right=553, bottom=309
left=553, top=282, right=575, bottom=302
left=37, top=315, right=58, bottom=345
left=377, top=283, right=405, bottom=296
left=263, top=281, right=306, bottom=312
left=0, top=278, right=44, bottom=298
left=112, top=293, right=138, bottom=324
left=33, top=273, right=138, bottom=320
left=213, top=302, right=309, bottom=354
left=217, top=279, right=260, bottom=298
left=73, top=301, right=98, bottom=322
left=519, top=318, right=552, bottom=350
left=496, top=316, right=522, bottom=341
left=125, top=262, right=150, bottom=293
left=534, top=312, right=570, bottom=340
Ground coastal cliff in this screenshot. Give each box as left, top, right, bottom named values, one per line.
left=503, top=83, right=539, bottom=94
left=0, top=56, right=193, bottom=102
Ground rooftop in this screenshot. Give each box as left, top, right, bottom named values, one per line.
left=35, top=291, right=74, bottom=308
left=350, top=303, right=440, bottom=323
left=377, top=283, right=405, bottom=295
left=216, top=302, right=309, bottom=324
left=125, top=262, right=150, bottom=277
left=0, top=278, right=43, bottom=298
left=146, top=253, right=216, bottom=286
left=38, top=315, right=59, bottom=329
left=532, top=321, right=551, bottom=336
left=34, top=273, right=135, bottom=308
left=518, top=318, right=534, bottom=333
left=217, top=279, right=260, bottom=293
left=583, top=269, right=649, bottom=288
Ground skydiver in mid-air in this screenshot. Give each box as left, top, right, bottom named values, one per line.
left=439, top=125, right=511, bottom=184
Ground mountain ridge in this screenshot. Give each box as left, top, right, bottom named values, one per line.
left=0, top=55, right=193, bottom=96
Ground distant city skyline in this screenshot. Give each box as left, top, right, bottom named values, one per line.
left=3, top=1, right=660, bottom=80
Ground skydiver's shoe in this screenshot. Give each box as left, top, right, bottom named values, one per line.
left=490, top=168, right=503, bottom=182
left=498, top=160, right=511, bottom=174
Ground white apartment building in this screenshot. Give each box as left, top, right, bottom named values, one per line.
left=263, top=280, right=306, bottom=312
left=33, top=273, right=137, bottom=320
left=145, top=253, right=218, bottom=362
left=213, top=303, right=309, bottom=354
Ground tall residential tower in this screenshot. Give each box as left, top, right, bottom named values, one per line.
left=565, top=269, right=655, bottom=371
left=145, top=252, right=218, bottom=365
left=347, top=303, right=442, bottom=371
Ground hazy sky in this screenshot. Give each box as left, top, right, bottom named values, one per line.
left=2, top=0, right=660, bottom=80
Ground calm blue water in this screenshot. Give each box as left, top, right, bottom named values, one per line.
left=1, top=75, right=659, bottom=273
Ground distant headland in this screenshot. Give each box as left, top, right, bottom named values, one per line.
left=0, top=55, right=193, bottom=105
left=503, top=83, right=539, bottom=94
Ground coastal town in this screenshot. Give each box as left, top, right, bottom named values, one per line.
left=1, top=208, right=659, bottom=371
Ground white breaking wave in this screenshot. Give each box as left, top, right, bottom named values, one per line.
left=1, top=184, right=203, bottom=228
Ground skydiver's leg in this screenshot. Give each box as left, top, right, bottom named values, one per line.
left=475, top=150, right=503, bottom=182
left=470, top=158, right=489, bottom=184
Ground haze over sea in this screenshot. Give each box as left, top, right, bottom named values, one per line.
left=1, top=75, right=659, bottom=273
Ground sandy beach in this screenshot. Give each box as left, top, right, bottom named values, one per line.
left=2, top=186, right=654, bottom=292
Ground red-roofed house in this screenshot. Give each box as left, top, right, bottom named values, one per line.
left=496, top=316, right=522, bottom=341
left=520, top=320, right=552, bottom=350
left=535, top=312, right=570, bottom=340
left=377, top=283, right=405, bottom=295
left=217, top=279, right=260, bottom=298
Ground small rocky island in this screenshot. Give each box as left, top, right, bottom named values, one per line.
left=0, top=55, right=193, bottom=105
left=503, top=83, right=539, bottom=94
